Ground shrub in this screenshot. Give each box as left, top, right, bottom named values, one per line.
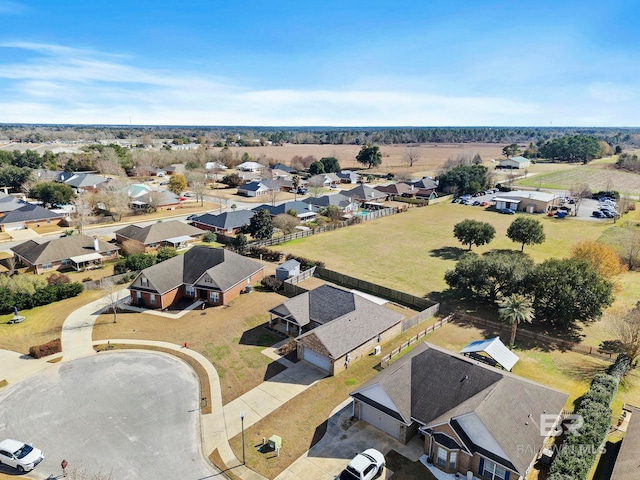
left=246, top=246, right=282, bottom=262
left=113, top=261, right=128, bottom=275
left=29, top=338, right=61, bottom=359
left=203, top=231, right=217, bottom=243
left=260, top=275, right=283, bottom=291
left=285, top=254, right=325, bottom=270
left=155, top=246, right=177, bottom=262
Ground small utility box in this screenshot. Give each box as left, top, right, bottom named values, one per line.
left=268, top=435, right=282, bottom=450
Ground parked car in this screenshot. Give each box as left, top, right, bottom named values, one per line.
left=338, top=449, right=385, bottom=480
left=472, top=201, right=481, bottom=206
left=296, top=187, right=308, bottom=194
left=159, top=181, right=169, bottom=186
left=592, top=211, right=605, bottom=218
left=500, top=208, right=516, bottom=215
left=186, top=214, right=200, bottom=221
left=0, top=439, right=44, bottom=473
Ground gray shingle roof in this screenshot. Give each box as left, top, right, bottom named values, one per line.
left=252, top=201, right=316, bottom=216
left=0, top=204, right=64, bottom=224
left=115, top=220, right=203, bottom=245
left=351, top=343, right=568, bottom=475
left=611, top=406, right=640, bottom=479
left=11, top=234, right=119, bottom=265
left=270, top=284, right=357, bottom=327
left=0, top=193, right=28, bottom=213
left=193, top=210, right=255, bottom=230
left=297, top=294, right=404, bottom=358
left=303, top=194, right=353, bottom=208
left=130, top=246, right=263, bottom=295
left=345, top=184, right=387, bottom=201
left=137, top=190, right=181, bottom=206
left=63, top=173, right=109, bottom=188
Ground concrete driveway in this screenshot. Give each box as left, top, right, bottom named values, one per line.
left=276, top=403, right=424, bottom=480
left=0, top=351, right=216, bottom=480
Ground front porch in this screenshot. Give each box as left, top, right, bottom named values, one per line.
left=419, top=455, right=481, bottom=480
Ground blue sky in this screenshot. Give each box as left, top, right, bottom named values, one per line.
left=0, top=0, right=638, bottom=126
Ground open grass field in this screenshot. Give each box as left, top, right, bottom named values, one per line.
left=517, top=163, right=640, bottom=195
left=228, top=142, right=507, bottom=177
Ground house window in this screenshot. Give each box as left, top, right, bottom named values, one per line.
left=449, top=451, right=457, bottom=470
left=148, top=243, right=156, bottom=248
left=149, top=294, right=156, bottom=305
left=61, top=259, right=71, bottom=266
left=185, top=285, right=195, bottom=296
left=141, top=278, right=148, bottom=287
left=136, top=291, right=142, bottom=299
left=437, top=448, right=447, bottom=468
left=204, top=277, right=212, bottom=283
left=209, top=291, right=219, bottom=303
left=482, top=459, right=507, bottom=480
left=42, top=263, right=52, bottom=270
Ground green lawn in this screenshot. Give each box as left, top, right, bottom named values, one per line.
left=517, top=165, right=640, bottom=195
left=275, top=203, right=619, bottom=298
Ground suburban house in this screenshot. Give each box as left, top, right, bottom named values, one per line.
left=132, top=190, right=182, bottom=211
left=269, top=285, right=405, bottom=375
left=303, top=193, right=359, bottom=214
left=270, top=163, right=296, bottom=174
left=131, top=165, right=156, bottom=177
left=337, top=170, right=360, bottom=184
left=499, top=156, right=531, bottom=169
left=237, top=179, right=283, bottom=197
left=308, top=173, right=341, bottom=188
left=165, top=163, right=186, bottom=175
left=204, top=161, right=228, bottom=172
left=493, top=190, right=557, bottom=214
left=610, top=406, right=640, bottom=480
left=61, top=172, right=109, bottom=192
left=114, top=220, right=204, bottom=252
left=236, top=161, right=264, bottom=172
left=11, top=235, right=119, bottom=274
left=0, top=204, right=65, bottom=232
left=345, top=184, right=388, bottom=206
left=350, top=343, right=568, bottom=480
left=252, top=201, right=318, bottom=222
left=192, top=210, right=255, bottom=234
left=129, top=246, right=264, bottom=309
left=0, top=192, right=29, bottom=214
left=459, top=337, right=519, bottom=371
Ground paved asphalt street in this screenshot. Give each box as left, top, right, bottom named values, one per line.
left=0, top=351, right=216, bottom=480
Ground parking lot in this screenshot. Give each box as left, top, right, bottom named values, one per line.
left=0, top=352, right=215, bottom=479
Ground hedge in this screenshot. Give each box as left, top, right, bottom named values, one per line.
left=0, top=282, right=84, bottom=314
left=548, top=354, right=629, bottom=480
left=284, top=253, right=325, bottom=270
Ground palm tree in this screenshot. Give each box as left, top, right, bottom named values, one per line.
left=498, top=294, right=535, bottom=349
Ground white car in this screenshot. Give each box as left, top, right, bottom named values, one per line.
left=0, top=439, right=45, bottom=473
left=338, top=448, right=385, bottom=480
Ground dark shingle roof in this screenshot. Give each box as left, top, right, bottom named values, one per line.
left=0, top=193, right=28, bottom=213
left=193, top=210, right=255, bottom=230
left=115, top=220, right=203, bottom=244
left=345, top=184, right=387, bottom=201
left=11, top=234, right=118, bottom=264
left=64, top=173, right=109, bottom=188
left=270, top=284, right=357, bottom=327
left=130, top=246, right=263, bottom=295
left=351, top=343, right=568, bottom=475
left=303, top=194, right=353, bottom=209
left=252, top=201, right=316, bottom=216
left=0, top=204, right=64, bottom=224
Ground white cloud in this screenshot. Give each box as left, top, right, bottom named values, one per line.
left=0, top=41, right=637, bottom=126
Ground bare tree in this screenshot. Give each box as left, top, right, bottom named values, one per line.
left=308, top=180, right=325, bottom=198
left=403, top=145, right=421, bottom=168
left=267, top=180, right=282, bottom=206
left=610, top=302, right=640, bottom=362
left=100, top=277, right=122, bottom=324
left=93, top=177, right=132, bottom=221
left=0, top=255, right=16, bottom=275
left=94, top=147, right=126, bottom=177
left=570, top=183, right=591, bottom=216
left=186, top=170, right=208, bottom=207
left=621, top=222, right=640, bottom=270
left=71, top=194, right=93, bottom=235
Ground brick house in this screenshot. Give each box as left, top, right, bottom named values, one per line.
left=115, top=220, right=204, bottom=252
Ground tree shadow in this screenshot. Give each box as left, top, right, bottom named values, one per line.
left=429, top=246, right=467, bottom=261
left=239, top=324, right=284, bottom=347
left=562, top=358, right=610, bottom=383
left=592, top=440, right=622, bottom=480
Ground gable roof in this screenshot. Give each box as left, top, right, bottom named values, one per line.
left=237, top=161, right=264, bottom=171
left=408, top=177, right=438, bottom=190
left=0, top=192, right=28, bottom=213
left=115, top=220, right=203, bottom=245
left=129, top=246, right=263, bottom=295
left=351, top=343, right=568, bottom=475
left=193, top=210, right=255, bottom=230
left=296, top=292, right=404, bottom=359
left=303, top=193, right=354, bottom=209
left=238, top=179, right=281, bottom=192
left=270, top=285, right=357, bottom=327
left=460, top=337, right=519, bottom=371
left=271, top=163, right=296, bottom=173
left=11, top=234, right=118, bottom=264
left=501, top=156, right=530, bottom=164
left=345, top=184, right=387, bottom=201
left=0, top=204, right=64, bottom=224
left=63, top=173, right=109, bottom=188
left=252, top=201, right=317, bottom=217
left=137, top=190, right=181, bottom=206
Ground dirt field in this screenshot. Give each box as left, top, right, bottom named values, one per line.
left=227, top=143, right=507, bottom=177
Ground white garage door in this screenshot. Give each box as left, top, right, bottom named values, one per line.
left=360, top=402, right=400, bottom=439
left=303, top=348, right=331, bottom=372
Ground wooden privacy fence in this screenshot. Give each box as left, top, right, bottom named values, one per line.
left=381, top=314, right=453, bottom=367
left=249, top=207, right=399, bottom=247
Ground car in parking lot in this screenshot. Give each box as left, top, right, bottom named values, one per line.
left=339, top=449, right=385, bottom=480
left=592, top=211, right=605, bottom=218
left=500, top=208, right=516, bottom=215
left=0, top=439, right=44, bottom=473
left=186, top=214, right=201, bottom=221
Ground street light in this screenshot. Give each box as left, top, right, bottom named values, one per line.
left=240, top=411, right=245, bottom=465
